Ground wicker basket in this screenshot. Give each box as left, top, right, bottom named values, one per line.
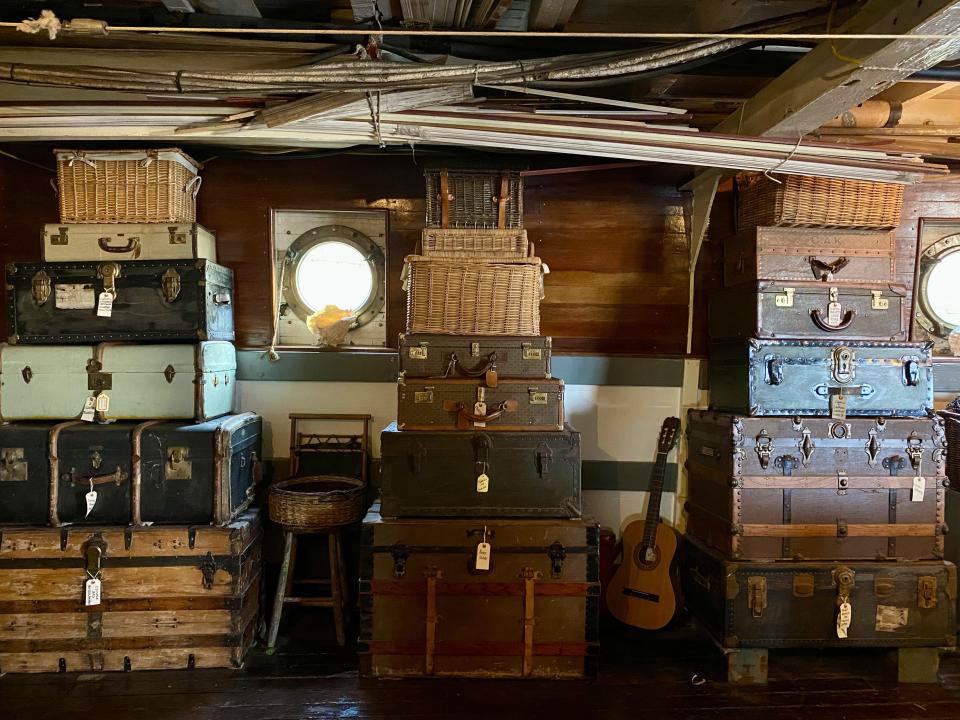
left=55, top=148, right=201, bottom=224
left=736, top=172, right=904, bottom=230
left=269, top=475, right=366, bottom=531
left=403, top=255, right=543, bottom=335
left=944, top=402, right=960, bottom=489
left=426, top=169, right=523, bottom=228
left=420, top=228, right=531, bottom=259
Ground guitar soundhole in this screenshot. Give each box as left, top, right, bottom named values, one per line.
left=634, top=544, right=661, bottom=571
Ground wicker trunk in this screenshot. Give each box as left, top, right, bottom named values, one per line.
left=709, top=281, right=908, bottom=342
left=359, top=509, right=599, bottom=678
left=0, top=510, right=261, bottom=673
left=420, top=228, right=529, bottom=259
left=397, top=378, right=564, bottom=431
left=425, top=169, right=522, bottom=229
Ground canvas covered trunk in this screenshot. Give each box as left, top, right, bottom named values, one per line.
left=7, top=259, right=234, bottom=343
left=379, top=422, right=581, bottom=518
left=723, top=227, right=897, bottom=286
left=42, top=223, right=216, bottom=262
left=0, top=510, right=261, bottom=673
left=359, top=510, right=599, bottom=678
left=709, top=281, right=908, bottom=342
left=708, top=340, right=933, bottom=417
left=399, top=334, right=551, bottom=384
left=0, top=413, right=262, bottom=527
left=681, top=535, right=956, bottom=650
left=397, top=378, right=564, bottom=431
left=0, top=341, right=236, bottom=422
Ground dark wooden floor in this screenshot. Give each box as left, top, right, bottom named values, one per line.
left=3, top=611, right=960, bottom=720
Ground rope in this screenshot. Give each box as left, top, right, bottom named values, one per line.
left=262, top=254, right=289, bottom=363
left=763, top=134, right=806, bottom=184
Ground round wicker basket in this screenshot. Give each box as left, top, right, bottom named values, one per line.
left=269, top=475, right=366, bottom=531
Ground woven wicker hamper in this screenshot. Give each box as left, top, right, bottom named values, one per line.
left=55, top=148, right=201, bottom=224
left=944, top=403, right=960, bottom=488
left=736, top=172, right=904, bottom=230
left=420, top=228, right=530, bottom=259
left=403, top=255, right=543, bottom=335
left=425, top=169, right=523, bottom=228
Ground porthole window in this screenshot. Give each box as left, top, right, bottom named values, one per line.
left=283, top=225, right=385, bottom=329
left=915, top=221, right=960, bottom=357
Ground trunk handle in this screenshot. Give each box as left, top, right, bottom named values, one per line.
left=809, top=256, right=849, bottom=280
left=810, top=308, right=857, bottom=332
left=98, top=236, right=141, bottom=258
left=443, top=400, right=518, bottom=429
left=64, top=467, right=128, bottom=487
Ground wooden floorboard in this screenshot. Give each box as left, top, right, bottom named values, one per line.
left=2, top=615, right=959, bottom=719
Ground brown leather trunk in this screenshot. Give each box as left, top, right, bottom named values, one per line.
left=359, top=509, right=599, bottom=678
left=0, top=510, right=261, bottom=673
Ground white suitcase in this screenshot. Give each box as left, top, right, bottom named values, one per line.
left=42, top=223, right=216, bottom=262
left=0, top=341, right=236, bottom=422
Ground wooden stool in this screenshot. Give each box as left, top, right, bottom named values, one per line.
left=267, top=526, right=347, bottom=651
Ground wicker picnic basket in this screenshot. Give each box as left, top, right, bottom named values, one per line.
left=426, top=169, right=523, bottom=228
left=736, top=172, right=904, bottom=230
left=269, top=475, right=366, bottom=531
left=55, top=148, right=202, bottom=224
left=403, top=255, right=543, bottom=335
left=420, top=228, right=531, bottom=259
left=943, top=401, right=960, bottom=488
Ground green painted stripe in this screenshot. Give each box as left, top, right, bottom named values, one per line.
left=581, top=460, right=678, bottom=492
left=237, top=350, right=684, bottom=387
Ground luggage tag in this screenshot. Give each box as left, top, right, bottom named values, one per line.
left=80, top=396, right=97, bottom=422
left=85, top=576, right=102, bottom=606
left=830, top=394, right=847, bottom=421
left=827, top=288, right=842, bottom=327
left=837, top=597, right=852, bottom=639
left=476, top=473, right=490, bottom=493
left=475, top=526, right=491, bottom=571
left=96, top=292, right=113, bottom=318
left=95, top=394, right=110, bottom=414
left=85, top=479, right=98, bottom=518
left=912, top=456, right=924, bottom=502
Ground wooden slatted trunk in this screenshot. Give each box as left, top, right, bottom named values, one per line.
left=0, top=509, right=261, bottom=673
left=358, top=510, right=599, bottom=678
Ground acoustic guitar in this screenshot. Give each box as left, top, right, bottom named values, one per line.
left=606, top=416, right=682, bottom=630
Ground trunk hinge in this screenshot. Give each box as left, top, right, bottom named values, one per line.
left=918, top=576, right=938, bottom=609
left=548, top=541, right=566, bottom=579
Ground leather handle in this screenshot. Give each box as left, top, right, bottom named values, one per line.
left=810, top=308, right=857, bottom=332
left=453, top=352, right=497, bottom=378
left=98, top=236, right=141, bottom=256
left=65, top=467, right=128, bottom=487
left=809, top=256, right=849, bottom=280
left=443, top=400, right=518, bottom=428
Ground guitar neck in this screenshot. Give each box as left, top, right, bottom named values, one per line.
left=642, top=450, right=669, bottom=549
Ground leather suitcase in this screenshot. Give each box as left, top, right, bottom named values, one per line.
left=399, top=334, right=551, bottom=383
left=0, top=413, right=262, bottom=527
left=7, top=259, right=234, bottom=343
left=359, top=508, right=599, bottom=678
left=42, top=223, right=216, bottom=262
left=681, top=535, right=956, bottom=650
left=0, top=510, right=261, bottom=673
left=379, top=422, right=581, bottom=518
left=397, top=378, right=564, bottom=431
left=708, top=340, right=933, bottom=417
left=0, top=341, right=236, bottom=422
left=709, top=281, right=908, bottom=342
left=723, top=226, right=896, bottom=286
left=687, top=411, right=947, bottom=480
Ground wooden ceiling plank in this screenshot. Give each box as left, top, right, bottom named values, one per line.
left=714, top=0, right=960, bottom=138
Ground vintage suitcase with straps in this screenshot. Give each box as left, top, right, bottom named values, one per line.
left=379, top=422, right=581, bottom=518
left=42, top=223, right=216, bottom=262
left=0, top=341, right=236, bottom=422
left=681, top=534, right=956, bottom=650
left=723, top=226, right=897, bottom=286
left=397, top=378, right=564, bottom=431
left=0, top=413, right=262, bottom=527
left=399, top=334, right=551, bottom=384
left=0, top=510, right=261, bottom=673
left=708, top=340, right=933, bottom=417
left=709, top=281, right=908, bottom=342
left=7, top=259, right=234, bottom=344
left=359, top=508, right=599, bottom=678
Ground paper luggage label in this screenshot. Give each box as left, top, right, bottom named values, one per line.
left=55, top=283, right=96, bottom=310
left=475, top=542, right=491, bottom=571
left=912, top=476, right=925, bottom=502
left=476, top=473, right=490, bottom=493
left=96, top=292, right=113, bottom=317
left=837, top=599, right=852, bottom=639
left=85, top=577, right=102, bottom=606
left=875, top=605, right=909, bottom=632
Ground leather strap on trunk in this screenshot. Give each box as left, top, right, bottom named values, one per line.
left=47, top=420, right=84, bottom=527
left=520, top=568, right=542, bottom=677
left=439, top=171, right=450, bottom=229
left=424, top=567, right=441, bottom=676
left=497, top=174, right=508, bottom=229
left=131, top=420, right=164, bottom=525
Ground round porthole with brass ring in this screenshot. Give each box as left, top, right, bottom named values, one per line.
left=917, top=231, right=960, bottom=341
left=283, top=225, right=385, bottom=329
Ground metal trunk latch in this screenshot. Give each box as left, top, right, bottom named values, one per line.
left=408, top=344, right=428, bottom=360
left=906, top=435, right=924, bottom=473
left=833, top=567, right=855, bottom=595
left=747, top=576, right=767, bottom=617
left=168, top=227, right=187, bottom=245
left=521, top=343, right=542, bottom=361
left=21, top=366, right=32, bottom=384
left=469, top=342, right=480, bottom=357
left=31, top=270, right=51, bottom=305
left=775, top=287, right=795, bottom=307
left=166, top=447, right=192, bottom=480
left=86, top=359, right=112, bottom=392
left=390, top=544, right=409, bottom=578
left=831, top=347, right=855, bottom=384
left=536, top=443, right=553, bottom=478
left=414, top=389, right=434, bottom=404
left=918, top=576, right=938, bottom=608
left=792, top=574, right=815, bottom=598
left=161, top=268, right=181, bottom=303
left=0, top=448, right=27, bottom=482
left=865, top=429, right=881, bottom=466
left=903, top=358, right=921, bottom=387
left=198, top=552, right=220, bottom=590
left=755, top=431, right=773, bottom=469
left=97, top=262, right=120, bottom=298
left=50, top=227, right=69, bottom=245
left=799, top=429, right=815, bottom=465
left=766, top=357, right=784, bottom=386
left=548, top=541, right=566, bottom=579
left=871, top=290, right=890, bottom=310
left=164, top=365, right=176, bottom=383
left=528, top=388, right=548, bottom=405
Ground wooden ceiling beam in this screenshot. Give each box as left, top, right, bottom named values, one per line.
left=529, top=0, right=580, bottom=30
left=713, top=0, right=960, bottom=138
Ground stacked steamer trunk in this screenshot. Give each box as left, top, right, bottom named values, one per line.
left=682, top=173, right=954, bottom=683
left=361, top=169, right=599, bottom=679
left=0, top=149, right=264, bottom=674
